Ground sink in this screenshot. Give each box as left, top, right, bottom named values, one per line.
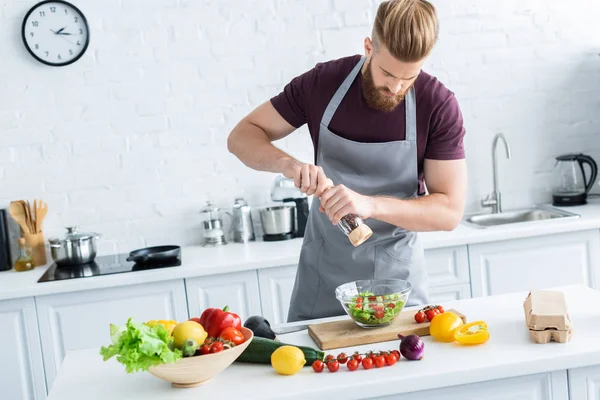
left=463, top=206, right=580, bottom=228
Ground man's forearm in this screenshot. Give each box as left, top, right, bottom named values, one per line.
left=370, top=194, right=463, bottom=232
left=227, top=120, right=296, bottom=174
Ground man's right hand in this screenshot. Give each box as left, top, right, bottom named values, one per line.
left=282, top=160, right=331, bottom=198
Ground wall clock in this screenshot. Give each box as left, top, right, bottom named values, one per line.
left=21, top=0, right=90, bottom=66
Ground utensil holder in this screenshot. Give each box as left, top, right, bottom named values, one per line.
left=24, top=232, right=47, bottom=267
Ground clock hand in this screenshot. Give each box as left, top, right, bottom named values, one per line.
left=56, top=33, right=76, bottom=45
left=56, top=27, right=66, bottom=34
left=57, top=32, right=73, bottom=35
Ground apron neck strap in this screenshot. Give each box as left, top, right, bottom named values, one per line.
left=321, top=56, right=366, bottom=128
left=404, top=86, right=417, bottom=142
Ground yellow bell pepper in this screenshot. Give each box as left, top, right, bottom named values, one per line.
left=146, top=319, right=178, bottom=336
left=454, top=320, right=489, bottom=345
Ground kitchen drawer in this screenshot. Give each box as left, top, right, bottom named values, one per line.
left=424, top=245, right=470, bottom=286
left=427, top=283, right=472, bottom=304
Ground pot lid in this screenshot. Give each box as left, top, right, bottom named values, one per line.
left=49, top=226, right=98, bottom=243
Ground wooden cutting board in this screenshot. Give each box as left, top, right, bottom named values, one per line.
left=308, top=309, right=467, bottom=350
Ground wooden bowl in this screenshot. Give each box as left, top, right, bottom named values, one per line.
left=147, top=327, right=254, bottom=388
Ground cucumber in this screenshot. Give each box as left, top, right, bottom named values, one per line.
left=235, top=336, right=325, bottom=365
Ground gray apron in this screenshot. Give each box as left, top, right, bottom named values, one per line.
left=287, top=56, right=430, bottom=323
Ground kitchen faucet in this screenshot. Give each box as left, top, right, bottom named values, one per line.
left=481, top=133, right=511, bottom=213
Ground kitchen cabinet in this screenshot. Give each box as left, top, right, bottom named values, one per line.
left=36, top=279, right=188, bottom=391
left=0, top=297, right=47, bottom=400
left=468, top=229, right=600, bottom=297
left=568, top=365, right=600, bottom=399
left=423, top=245, right=470, bottom=287
left=185, top=270, right=262, bottom=323
left=427, top=283, right=471, bottom=303
left=258, top=265, right=297, bottom=325
left=379, top=370, right=568, bottom=400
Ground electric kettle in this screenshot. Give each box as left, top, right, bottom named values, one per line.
left=551, top=153, right=598, bottom=206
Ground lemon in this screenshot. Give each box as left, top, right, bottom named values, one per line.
left=172, top=321, right=208, bottom=349
left=271, top=345, right=306, bottom=375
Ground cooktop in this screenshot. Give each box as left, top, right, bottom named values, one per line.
left=37, top=253, right=182, bottom=283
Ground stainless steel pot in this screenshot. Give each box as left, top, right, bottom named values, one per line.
left=48, top=226, right=101, bottom=266
left=259, top=205, right=295, bottom=235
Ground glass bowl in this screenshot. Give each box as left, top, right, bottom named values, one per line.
left=335, top=279, right=412, bottom=328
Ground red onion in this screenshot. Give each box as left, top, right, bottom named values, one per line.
left=397, top=334, right=425, bottom=360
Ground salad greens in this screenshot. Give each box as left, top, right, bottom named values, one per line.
left=347, top=291, right=405, bottom=325
left=99, top=317, right=182, bottom=373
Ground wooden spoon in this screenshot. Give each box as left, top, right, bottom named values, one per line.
left=35, top=199, right=48, bottom=233
left=9, top=201, right=31, bottom=235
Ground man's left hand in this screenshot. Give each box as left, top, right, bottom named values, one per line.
left=319, top=184, right=375, bottom=225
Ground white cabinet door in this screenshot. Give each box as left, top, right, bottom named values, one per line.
left=568, top=365, right=600, bottom=399
left=428, top=283, right=471, bottom=304
left=257, top=265, right=297, bottom=325
left=185, top=270, right=262, bottom=323
left=424, top=245, right=470, bottom=286
left=468, top=230, right=600, bottom=297
left=376, top=370, right=568, bottom=400
left=0, top=297, right=46, bottom=400
left=36, top=279, right=188, bottom=390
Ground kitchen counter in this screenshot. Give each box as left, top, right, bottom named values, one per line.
left=2, top=200, right=600, bottom=301
left=47, top=284, right=600, bottom=400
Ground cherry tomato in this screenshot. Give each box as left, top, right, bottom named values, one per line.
left=385, top=354, right=398, bottom=366
left=199, top=344, right=211, bottom=355
left=337, top=352, right=348, bottom=364
left=368, top=296, right=376, bottom=301
left=346, top=358, right=359, bottom=371
left=219, top=327, right=245, bottom=346
left=362, top=357, right=373, bottom=369
left=355, top=304, right=363, bottom=310
left=425, top=309, right=436, bottom=322
left=327, top=360, right=340, bottom=372
left=373, top=355, right=386, bottom=368
left=312, top=360, right=324, bottom=372
left=325, top=354, right=335, bottom=364
left=388, top=302, right=396, bottom=309
left=391, top=350, right=401, bottom=360
left=210, top=341, right=223, bottom=353
left=414, top=311, right=425, bottom=323
left=355, top=297, right=363, bottom=303
left=353, top=353, right=363, bottom=363
left=437, top=305, right=445, bottom=313
left=374, top=310, right=384, bottom=319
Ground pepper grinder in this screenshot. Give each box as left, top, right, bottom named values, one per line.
left=320, top=179, right=373, bottom=247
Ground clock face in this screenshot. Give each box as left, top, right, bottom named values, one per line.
left=21, top=0, right=90, bottom=66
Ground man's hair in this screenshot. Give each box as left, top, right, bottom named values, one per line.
left=372, top=0, right=439, bottom=62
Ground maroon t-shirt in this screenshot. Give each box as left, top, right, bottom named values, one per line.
left=270, top=54, right=466, bottom=195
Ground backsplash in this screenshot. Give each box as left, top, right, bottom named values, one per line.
left=1, top=0, right=599, bottom=255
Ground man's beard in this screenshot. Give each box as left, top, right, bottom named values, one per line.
left=361, top=60, right=408, bottom=112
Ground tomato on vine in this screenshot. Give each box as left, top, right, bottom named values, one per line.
left=327, top=360, right=340, bottom=372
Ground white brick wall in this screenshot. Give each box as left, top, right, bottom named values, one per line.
left=1, top=0, right=600, bottom=255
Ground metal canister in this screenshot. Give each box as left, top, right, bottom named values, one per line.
left=232, top=198, right=255, bottom=243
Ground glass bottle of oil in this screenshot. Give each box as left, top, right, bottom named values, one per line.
left=14, top=238, right=34, bottom=272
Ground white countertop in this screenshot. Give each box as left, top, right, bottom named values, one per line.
left=47, top=284, right=600, bottom=400
left=2, top=200, right=600, bottom=301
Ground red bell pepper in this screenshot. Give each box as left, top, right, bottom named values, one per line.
left=199, top=305, right=242, bottom=338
